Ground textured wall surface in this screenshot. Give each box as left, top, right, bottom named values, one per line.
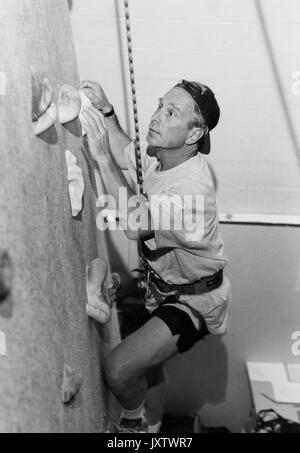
left=0, top=0, right=118, bottom=433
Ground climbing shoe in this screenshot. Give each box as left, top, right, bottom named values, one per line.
left=115, top=413, right=149, bottom=433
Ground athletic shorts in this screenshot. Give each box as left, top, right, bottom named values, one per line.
left=118, top=299, right=210, bottom=354
left=151, top=302, right=210, bottom=353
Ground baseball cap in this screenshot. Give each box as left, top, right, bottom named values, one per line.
left=175, top=79, right=220, bottom=132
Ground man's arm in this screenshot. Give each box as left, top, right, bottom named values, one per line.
left=80, top=80, right=131, bottom=170
left=81, top=105, right=154, bottom=241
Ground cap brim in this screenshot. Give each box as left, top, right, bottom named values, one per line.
left=201, top=133, right=211, bottom=155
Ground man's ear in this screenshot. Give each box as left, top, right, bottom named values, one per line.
left=186, top=127, right=204, bottom=145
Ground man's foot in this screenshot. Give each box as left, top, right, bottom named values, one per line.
left=115, top=413, right=149, bottom=433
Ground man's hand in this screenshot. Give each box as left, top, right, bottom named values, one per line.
left=81, top=106, right=111, bottom=162
left=80, top=80, right=111, bottom=112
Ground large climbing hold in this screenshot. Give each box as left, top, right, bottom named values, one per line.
left=86, top=258, right=113, bottom=325
left=61, top=364, right=83, bottom=405
left=0, top=250, right=13, bottom=304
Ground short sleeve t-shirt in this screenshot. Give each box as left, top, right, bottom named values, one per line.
left=124, top=141, right=228, bottom=285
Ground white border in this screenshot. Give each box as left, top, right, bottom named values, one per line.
left=219, top=213, right=300, bottom=226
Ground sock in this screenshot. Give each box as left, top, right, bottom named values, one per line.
left=121, top=401, right=146, bottom=420
left=148, top=421, right=162, bottom=434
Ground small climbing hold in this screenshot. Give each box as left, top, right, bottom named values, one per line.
left=61, top=364, right=83, bottom=405
left=86, top=258, right=112, bottom=324
left=0, top=251, right=13, bottom=303
left=58, top=84, right=82, bottom=125
left=65, top=150, right=85, bottom=217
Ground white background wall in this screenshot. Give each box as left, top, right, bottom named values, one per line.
left=166, top=224, right=300, bottom=432
left=69, top=0, right=300, bottom=432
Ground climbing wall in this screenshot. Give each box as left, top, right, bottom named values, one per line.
left=0, top=0, right=119, bottom=433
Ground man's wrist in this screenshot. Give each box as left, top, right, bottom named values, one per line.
left=101, top=103, right=114, bottom=117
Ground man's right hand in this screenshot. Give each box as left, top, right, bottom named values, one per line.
left=80, top=80, right=112, bottom=112
left=81, top=106, right=111, bottom=162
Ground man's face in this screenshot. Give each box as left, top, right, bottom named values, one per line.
left=146, top=87, right=196, bottom=148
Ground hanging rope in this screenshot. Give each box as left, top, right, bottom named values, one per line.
left=123, top=0, right=145, bottom=197
left=123, top=0, right=150, bottom=281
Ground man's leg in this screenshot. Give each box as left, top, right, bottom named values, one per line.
left=103, top=316, right=179, bottom=417
left=146, top=365, right=169, bottom=433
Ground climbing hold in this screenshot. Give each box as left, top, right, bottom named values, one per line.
left=61, top=364, right=83, bottom=405
left=86, top=258, right=112, bottom=324
left=0, top=251, right=13, bottom=304
left=65, top=150, right=85, bottom=217
left=31, top=67, right=57, bottom=135
left=33, top=102, right=57, bottom=136
left=58, top=84, right=82, bottom=125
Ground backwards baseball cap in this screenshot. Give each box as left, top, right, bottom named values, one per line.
left=175, top=79, right=220, bottom=132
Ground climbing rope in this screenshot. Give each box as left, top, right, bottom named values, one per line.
left=123, top=0, right=145, bottom=197
left=123, top=0, right=150, bottom=282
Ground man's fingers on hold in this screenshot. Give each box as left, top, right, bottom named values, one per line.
left=81, top=87, right=94, bottom=99
left=80, top=79, right=94, bottom=88
left=81, top=117, right=95, bottom=137
left=80, top=80, right=101, bottom=91
left=82, top=108, right=101, bottom=133
left=87, top=107, right=106, bottom=132
left=83, top=107, right=105, bottom=134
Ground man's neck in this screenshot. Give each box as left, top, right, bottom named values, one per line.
left=156, top=145, right=198, bottom=171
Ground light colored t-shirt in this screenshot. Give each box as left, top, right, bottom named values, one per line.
left=124, top=142, right=231, bottom=334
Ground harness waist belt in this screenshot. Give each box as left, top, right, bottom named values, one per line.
left=150, top=269, right=223, bottom=296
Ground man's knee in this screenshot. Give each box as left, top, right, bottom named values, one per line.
left=103, top=350, right=141, bottom=394
left=103, top=354, right=125, bottom=392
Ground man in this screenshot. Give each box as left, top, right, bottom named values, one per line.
left=81, top=79, right=231, bottom=433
